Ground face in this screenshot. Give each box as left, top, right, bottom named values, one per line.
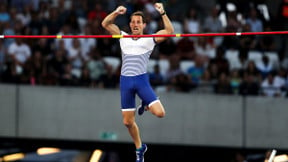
left=130, top=15, right=146, bottom=35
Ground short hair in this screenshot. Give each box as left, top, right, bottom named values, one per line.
left=130, top=11, right=146, bottom=23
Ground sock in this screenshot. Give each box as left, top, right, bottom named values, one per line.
left=136, top=145, right=142, bottom=151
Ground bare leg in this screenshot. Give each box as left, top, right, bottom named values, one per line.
left=122, top=111, right=142, bottom=149
left=148, top=101, right=165, bottom=118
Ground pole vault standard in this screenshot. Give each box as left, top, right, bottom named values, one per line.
left=1, top=31, right=288, bottom=39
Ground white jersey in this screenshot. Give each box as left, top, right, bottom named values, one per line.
left=119, top=31, right=156, bottom=76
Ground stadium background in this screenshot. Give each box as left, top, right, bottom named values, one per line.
left=1, top=0, right=288, bottom=161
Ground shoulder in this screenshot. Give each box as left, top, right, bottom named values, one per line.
left=121, top=31, right=128, bottom=35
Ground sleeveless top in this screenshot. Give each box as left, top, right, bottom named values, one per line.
left=119, top=31, right=156, bottom=76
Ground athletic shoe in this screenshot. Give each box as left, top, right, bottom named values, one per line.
left=137, top=104, right=147, bottom=116
left=136, top=144, right=147, bottom=162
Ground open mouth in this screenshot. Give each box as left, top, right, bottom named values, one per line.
left=132, top=27, right=139, bottom=32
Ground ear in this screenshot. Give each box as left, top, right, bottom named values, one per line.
left=143, top=23, right=146, bottom=28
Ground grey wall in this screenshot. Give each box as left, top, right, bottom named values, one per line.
left=0, top=84, right=17, bottom=137
left=152, top=93, right=243, bottom=147
left=246, top=97, right=288, bottom=149
left=0, top=84, right=287, bottom=149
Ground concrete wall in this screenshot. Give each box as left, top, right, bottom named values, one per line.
left=0, top=84, right=288, bottom=149
left=245, top=97, right=288, bottom=149
left=18, top=86, right=124, bottom=141
left=0, top=84, right=17, bottom=137
left=150, top=93, right=243, bottom=147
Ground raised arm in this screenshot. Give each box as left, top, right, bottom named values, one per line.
left=101, top=6, right=127, bottom=35
left=154, top=3, right=174, bottom=43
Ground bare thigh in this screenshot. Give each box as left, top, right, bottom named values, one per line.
left=149, top=101, right=165, bottom=118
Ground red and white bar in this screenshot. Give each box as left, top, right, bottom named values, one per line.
left=0, top=31, right=288, bottom=39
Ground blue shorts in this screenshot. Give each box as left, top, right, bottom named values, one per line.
left=120, top=73, right=157, bottom=111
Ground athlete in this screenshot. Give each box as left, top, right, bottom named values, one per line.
left=102, top=3, right=174, bottom=162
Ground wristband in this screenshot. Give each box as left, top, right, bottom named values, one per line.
left=161, top=11, right=166, bottom=16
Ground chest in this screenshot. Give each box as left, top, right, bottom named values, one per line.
left=120, top=38, right=155, bottom=55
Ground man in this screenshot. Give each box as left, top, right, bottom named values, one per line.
left=102, top=3, right=174, bottom=162
left=7, top=38, right=31, bottom=72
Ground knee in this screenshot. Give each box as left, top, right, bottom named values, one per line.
left=155, top=110, right=165, bottom=118
left=149, top=101, right=165, bottom=118
left=123, top=119, right=134, bottom=128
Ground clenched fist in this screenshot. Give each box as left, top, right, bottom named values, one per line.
left=154, top=3, right=165, bottom=15
left=115, top=6, right=127, bottom=15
